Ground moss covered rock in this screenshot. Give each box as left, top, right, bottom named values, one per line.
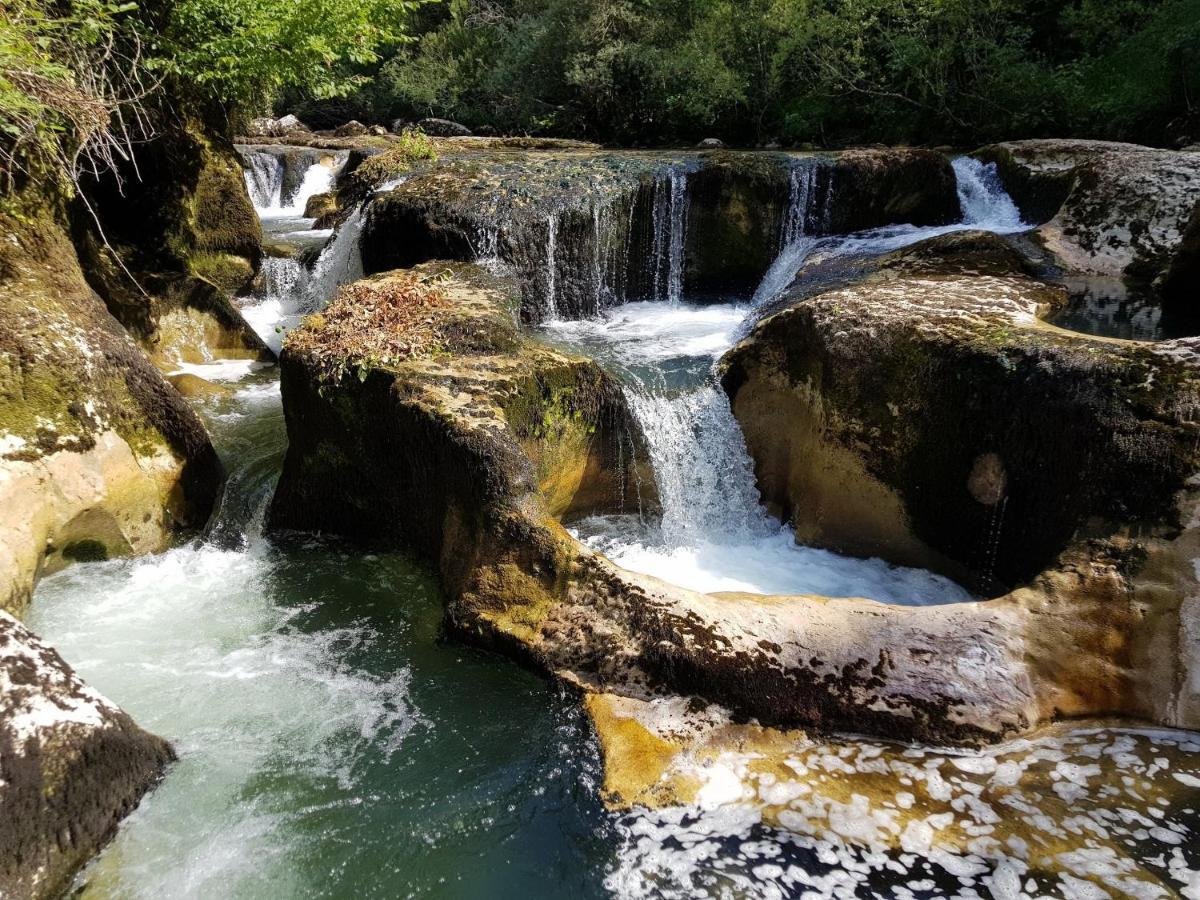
left=0, top=610, right=174, bottom=899
left=0, top=198, right=224, bottom=614
left=361, top=147, right=962, bottom=319
left=75, top=122, right=270, bottom=366
left=720, top=229, right=1200, bottom=729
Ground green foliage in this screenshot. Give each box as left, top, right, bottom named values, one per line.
left=352, top=0, right=1200, bottom=146
left=0, top=0, right=140, bottom=184
left=158, top=0, right=428, bottom=110
left=0, top=0, right=426, bottom=188
left=353, top=129, right=438, bottom=187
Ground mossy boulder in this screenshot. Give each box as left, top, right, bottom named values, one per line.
left=0, top=610, right=174, bottom=899
left=74, top=121, right=269, bottom=365
left=720, top=229, right=1200, bottom=729
left=0, top=197, right=224, bottom=614
left=269, top=261, right=658, bottom=547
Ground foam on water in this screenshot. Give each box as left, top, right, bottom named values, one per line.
left=604, top=702, right=1200, bottom=900
left=544, top=301, right=971, bottom=605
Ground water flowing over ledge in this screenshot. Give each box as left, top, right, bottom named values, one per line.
left=21, top=140, right=1200, bottom=899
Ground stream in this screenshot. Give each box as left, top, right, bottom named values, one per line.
left=25, top=153, right=1200, bottom=899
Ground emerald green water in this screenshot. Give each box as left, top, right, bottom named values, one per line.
left=28, top=374, right=615, bottom=899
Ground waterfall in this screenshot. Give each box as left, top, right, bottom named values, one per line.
left=239, top=148, right=348, bottom=217
left=626, top=385, right=771, bottom=544
left=282, top=160, right=342, bottom=215
left=647, top=168, right=691, bottom=303
left=665, top=170, right=690, bottom=303
left=780, top=162, right=817, bottom=248
left=239, top=177, right=405, bottom=350
left=953, top=156, right=1024, bottom=229
left=547, top=153, right=999, bottom=602
left=544, top=214, right=559, bottom=318
left=243, top=151, right=284, bottom=210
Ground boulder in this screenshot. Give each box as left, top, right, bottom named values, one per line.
left=825, top=148, right=960, bottom=233
left=697, top=138, right=724, bottom=149
left=417, top=118, right=473, bottom=137
left=976, top=140, right=1200, bottom=287
left=275, top=114, right=308, bottom=134
left=720, top=230, right=1200, bottom=727
left=303, top=190, right=337, bottom=220
left=390, top=118, right=408, bottom=134
left=332, top=120, right=369, bottom=138
left=0, top=611, right=174, bottom=899
left=77, top=123, right=271, bottom=365
left=0, top=197, right=224, bottom=614
left=368, top=125, right=388, bottom=137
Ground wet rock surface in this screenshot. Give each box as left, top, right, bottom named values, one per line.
left=0, top=610, right=173, bottom=899
left=721, top=229, right=1200, bottom=730
left=360, top=147, right=961, bottom=320
left=0, top=199, right=224, bottom=614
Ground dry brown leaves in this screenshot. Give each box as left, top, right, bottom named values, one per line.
left=288, top=273, right=449, bottom=381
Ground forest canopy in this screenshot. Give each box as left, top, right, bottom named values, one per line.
left=1, top=0, right=1198, bottom=186
left=306, top=0, right=1200, bottom=148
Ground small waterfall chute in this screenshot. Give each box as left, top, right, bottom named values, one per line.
left=243, top=150, right=284, bottom=210
left=953, top=156, right=1024, bottom=229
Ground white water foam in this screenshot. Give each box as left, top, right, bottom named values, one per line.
left=243, top=151, right=348, bottom=219
left=547, top=301, right=971, bottom=605
left=605, top=718, right=1200, bottom=900
left=28, top=533, right=424, bottom=898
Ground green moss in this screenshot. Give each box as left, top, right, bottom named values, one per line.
left=191, top=252, right=255, bottom=293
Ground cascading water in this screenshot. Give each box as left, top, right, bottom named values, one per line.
left=955, top=156, right=1024, bottom=228
left=240, top=148, right=349, bottom=219
left=238, top=177, right=405, bottom=352
left=665, top=170, right=689, bottom=303
left=644, top=167, right=692, bottom=304
left=243, top=151, right=285, bottom=209
left=543, top=155, right=1038, bottom=604
left=26, top=148, right=1200, bottom=899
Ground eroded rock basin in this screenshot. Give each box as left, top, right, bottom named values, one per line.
left=25, top=375, right=1200, bottom=897
left=20, top=139, right=1200, bottom=897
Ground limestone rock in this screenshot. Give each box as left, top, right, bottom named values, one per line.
left=417, top=118, right=473, bottom=137
left=332, top=120, right=369, bottom=137
left=0, top=200, right=224, bottom=614
left=697, top=138, right=724, bottom=149
left=720, top=229, right=1200, bottom=729
left=0, top=611, right=173, bottom=899
left=977, top=139, right=1200, bottom=286
left=246, top=114, right=309, bottom=137
left=303, top=190, right=337, bottom=220
left=275, top=114, right=308, bottom=134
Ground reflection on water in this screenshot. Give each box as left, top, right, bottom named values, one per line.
left=1047, top=277, right=1198, bottom=342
